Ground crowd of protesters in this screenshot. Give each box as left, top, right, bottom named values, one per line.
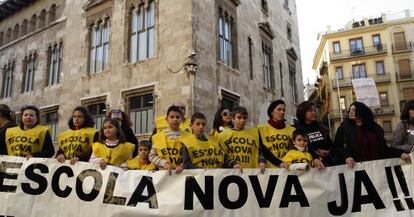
left=0, top=99, right=412, bottom=173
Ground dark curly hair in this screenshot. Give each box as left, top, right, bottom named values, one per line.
left=68, top=106, right=95, bottom=129
left=0, top=104, right=15, bottom=122
left=400, top=100, right=414, bottom=121
left=20, top=105, right=40, bottom=128
left=348, top=101, right=375, bottom=130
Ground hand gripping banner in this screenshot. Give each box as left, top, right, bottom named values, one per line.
left=0, top=155, right=413, bottom=217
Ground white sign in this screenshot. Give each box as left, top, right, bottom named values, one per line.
left=352, top=78, right=381, bottom=107
left=0, top=155, right=414, bottom=217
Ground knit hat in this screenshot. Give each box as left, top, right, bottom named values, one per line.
left=267, top=100, right=285, bottom=119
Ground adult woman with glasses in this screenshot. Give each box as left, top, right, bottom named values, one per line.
left=209, top=106, right=234, bottom=138
left=5, top=105, right=54, bottom=158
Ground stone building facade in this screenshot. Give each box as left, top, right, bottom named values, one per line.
left=0, top=0, right=303, bottom=140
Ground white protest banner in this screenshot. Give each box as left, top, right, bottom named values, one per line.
left=352, top=78, right=381, bottom=107
left=1, top=155, right=413, bottom=217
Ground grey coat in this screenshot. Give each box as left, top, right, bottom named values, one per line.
left=391, top=121, right=414, bottom=152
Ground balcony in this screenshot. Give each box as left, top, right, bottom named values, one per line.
left=331, top=73, right=391, bottom=89
left=329, top=105, right=394, bottom=120
left=330, top=44, right=387, bottom=61
left=396, top=71, right=414, bottom=81
left=392, top=42, right=412, bottom=53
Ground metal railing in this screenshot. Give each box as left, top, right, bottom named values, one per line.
left=330, top=44, right=387, bottom=61
left=392, top=41, right=412, bottom=53
left=331, top=73, right=391, bottom=89
left=396, top=71, right=414, bottom=81
left=329, top=104, right=394, bottom=120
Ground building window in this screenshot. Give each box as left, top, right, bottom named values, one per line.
left=89, top=18, right=110, bottom=74
left=46, top=42, right=63, bottom=86
left=261, top=0, right=268, bottom=13
left=21, top=19, right=28, bottom=36
left=339, top=96, right=346, bottom=110
left=30, top=14, right=37, bottom=32
left=248, top=37, right=253, bottom=80
left=279, top=62, right=284, bottom=97
left=402, top=87, right=414, bottom=101
left=289, top=61, right=298, bottom=103
left=382, top=121, right=392, bottom=133
left=86, top=102, right=106, bottom=130
left=42, top=109, right=59, bottom=142
left=349, top=38, right=364, bottom=55
left=393, top=32, right=407, bottom=51
left=49, top=4, right=57, bottom=24
left=22, top=53, right=37, bottom=93
left=372, top=34, right=381, bottom=47
left=284, top=0, right=289, bottom=8
left=352, top=63, right=366, bottom=78
left=379, top=92, right=388, bottom=106
left=333, top=41, right=341, bottom=54
left=398, top=59, right=411, bottom=79
left=0, top=32, right=3, bottom=46
left=6, top=28, right=11, bottom=44
left=286, top=23, right=292, bottom=41
left=1, top=62, right=14, bottom=99
left=262, top=42, right=274, bottom=89
left=127, top=93, right=154, bottom=134
left=221, top=90, right=239, bottom=111
left=13, top=24, right=19, bottom=39
left=335, top=66, right=343, bottom=80
left=130, top=1, right=156, bottom=63
left=39, top=9, right=46, bottom=28
left=376, top=61, right=385, bottom=75
left=218, top=7, right=236, bottom=68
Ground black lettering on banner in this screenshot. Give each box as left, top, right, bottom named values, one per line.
left=75, top=169, right=102, bottom=202
left=0, top=161, right=22, bottom=193
left=103, top=172, right=126, bottom=205
left=218, top=175, right=248, bottom=209
left=249, top=175, right=278, bottom=208
left=279, top=175, right=309, bottom=208
left=184, top=176, right=214, bottom=210
left=351, top=170, right=385, bottom=212
left=393, top=165, right=414, bottom=210
left=385, top=166, right=404, bottom=211
left=127, top=176, right=158, bottom=209
left=327, top=173, right=348, bottom=216
left=52, top=166, right=74, bottom=198
left=21, top=163, right=48, bottom=195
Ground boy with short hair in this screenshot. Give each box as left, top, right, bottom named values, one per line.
left=281, top=129, right=314, bottom=170
left=218, top=106, right=260, bottom=169
left=149, top=106, right=188, bottom=174
left=125, top=140, right=157, bottom=170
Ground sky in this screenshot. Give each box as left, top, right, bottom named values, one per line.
left=296, top=0, right=414, bottom=85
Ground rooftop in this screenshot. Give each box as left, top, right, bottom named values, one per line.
left=0, top=0, right=37, bottom=22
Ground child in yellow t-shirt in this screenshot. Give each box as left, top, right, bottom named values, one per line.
left=281, top=129, right=313, bottom=170
left=125, top=140, right=157, bottom=170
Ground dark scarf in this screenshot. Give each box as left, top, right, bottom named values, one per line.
left=268, top=119, right=286, bottom=129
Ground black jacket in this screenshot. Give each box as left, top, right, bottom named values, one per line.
left=294, top=121, right=340, bottom=166
left=334, top=119, right=403, bottom=162
left=122, top=124, right=139, bottom=157
left=0, top=122, right=17, bottom=155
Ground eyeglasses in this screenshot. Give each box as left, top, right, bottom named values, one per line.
left=221, top=111, right=232, bottom=116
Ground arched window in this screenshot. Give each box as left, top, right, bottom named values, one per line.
left=39, top=9, right=47, bottom=28
left=21, top=19, right=28, bottom=35
left=30, top=14, right=37, bottom=32
left=0, top=32, right=3, bottom=46
left=89, top=17, right=110, bottom=73
left=13, top=24, right=19, bottom=40
left=49, top=4, right=56, bottom=23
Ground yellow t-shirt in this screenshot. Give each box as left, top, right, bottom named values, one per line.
left=92, top=142, right=135, bottom=166
left=257, top=123, right=295, bottom=168
left=282, top=149, right=314, bottom=167
left=152, top=131, right=189, bottom=168
left=181, top=134, right=225, bottom=168
left=126, top=157, right=158, bottom=170
left=218, top=128, right=259, bottom=168
left=57, top=128, right=97, bottom=159
left=6, top=125, right=51, bottom=157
